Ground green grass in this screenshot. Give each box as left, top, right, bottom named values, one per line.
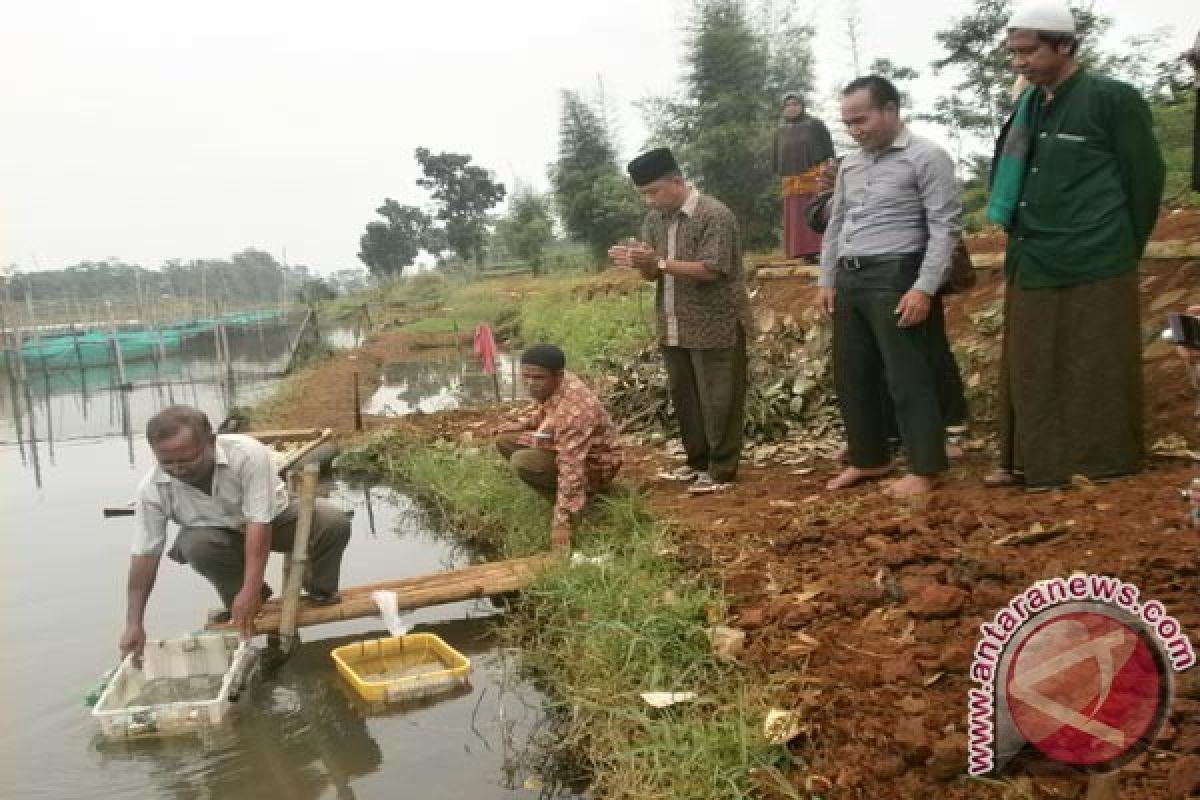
left=519, top=283, right=654, bottom=376
left=382, top=279, right=524, bottom=335
left=335, top=430, right=792, bottom=799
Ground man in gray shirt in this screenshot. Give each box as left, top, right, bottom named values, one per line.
left=816, top=75, right=962, bottom=498
left=119, top=406, right=352, bottom=656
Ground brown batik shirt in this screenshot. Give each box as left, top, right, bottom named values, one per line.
left=640, top=190, right=752, bottom=349
left=512, top=372, right=623, bottom=526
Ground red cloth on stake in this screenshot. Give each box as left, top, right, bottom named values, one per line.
left=473, top=322, right=497, bottom=375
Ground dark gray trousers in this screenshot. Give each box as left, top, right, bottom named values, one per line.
left=168, top=498, right=352, bottom=608
left=495, top=434, right=558, bottom=495
left=833, top=287, right=948, bottom=476
left=661, top=326, right=747, bottom=483
left=878, top=296, right=968, bottom=436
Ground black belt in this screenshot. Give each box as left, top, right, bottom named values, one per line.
left=839, top=253, right=923, bottom=271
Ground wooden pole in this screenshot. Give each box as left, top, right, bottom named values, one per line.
left=15, top=327, right=43, bottom=487
left=353, top=372, right=362, bottom=432
left=283, top=309, right=314, bottom=375
left=210, top=555, right=552, bottom=634
left=3, top=347, right=27, bottom=463
left=40, top=356, right=54, bottom=464
left=104, top=302, right=130, bottom=391
left=277, top=463, right=320, bottom=653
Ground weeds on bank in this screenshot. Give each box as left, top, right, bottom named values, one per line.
left=337, top=430, right=788, bottom=799
left=518, top=285, right=653, bottom=376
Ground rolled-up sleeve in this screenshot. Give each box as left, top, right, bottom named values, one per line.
left=132, top=482, right=169, bottom=556
left=239, top=443, right=278, bottom=524
left=552, top=422, right=591, bottom=524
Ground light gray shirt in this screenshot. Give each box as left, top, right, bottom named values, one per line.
left=132, top=434, right=290, bottom=556
left=663, top=188, right=700, bottom=346
left=818, top=126, right=962, bottom=295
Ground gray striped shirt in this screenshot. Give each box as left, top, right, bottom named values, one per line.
left=818, top=127, right=962, bottom=296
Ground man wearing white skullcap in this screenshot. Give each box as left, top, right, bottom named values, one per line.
left=984, top=1, right=1165, bottom=491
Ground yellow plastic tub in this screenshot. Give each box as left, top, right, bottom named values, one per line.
left=331, top=633, right=471, bottom=703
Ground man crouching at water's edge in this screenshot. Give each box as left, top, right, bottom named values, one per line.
left=119, top=405, right=352, bottom=657
left=493, top=345, right=623, bottom=552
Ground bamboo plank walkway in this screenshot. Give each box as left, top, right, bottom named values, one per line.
left=206, top=554, right=554, bottom=635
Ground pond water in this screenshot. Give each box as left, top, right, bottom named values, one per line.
left=363, top=352, right=524, bottom=416
left=0, top=319, right=564, bottom=800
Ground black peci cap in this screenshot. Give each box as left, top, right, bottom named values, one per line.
left=626, top=147, right=680, bottom=187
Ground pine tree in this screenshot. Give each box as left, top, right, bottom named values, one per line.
left=643, top=0, right=816, bottom=250
left=549, top=90, right=642, bottom=266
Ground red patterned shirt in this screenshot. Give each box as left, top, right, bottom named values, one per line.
left=513, top=372, right=622, bottom=524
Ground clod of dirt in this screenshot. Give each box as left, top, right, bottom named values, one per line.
left=869, top=753, right=907, bottom=781
left=926, top=732, right=968, bottom=782
left=1031, top=774, right=1085, bottom=798
left=878, top=653, right=923, bottom=685
left=906, top=584, right=970, bottom=619
left=931, top=642, right=969, bottom=671
left=735, top=606, right=767, bottom=629
left=1167, top=755, right=1200, bottom=800
left=892, top=717, right=932, bottom=766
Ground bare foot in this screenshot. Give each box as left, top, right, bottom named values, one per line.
left=826, top=464, right=893, bottom=490
left=884, top=474, right=938, bottom=498
left=945, top=441, right=964, bottom=459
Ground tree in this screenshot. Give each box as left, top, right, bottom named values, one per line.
left=549, top=90, right=643, bottom=264
left=357, top=199, right=431, bottom=278
left=928, top=0, right=1112, bottom=149
left=495, top=187, right=556, bottom=275
left=414, top=148, right=506, bottom=268
left=642, top=0, right=817, bottom=249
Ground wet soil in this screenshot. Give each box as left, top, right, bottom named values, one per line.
left=263, top=211, right=1200, bottom=799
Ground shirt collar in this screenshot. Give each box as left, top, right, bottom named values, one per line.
left=679, top=188, right=700, bottom=218
left=1046, top=66, right=1084, bottom=103
left=889, top=125, right=913, bottom=150
left=540, top=371, right=575, bottom=409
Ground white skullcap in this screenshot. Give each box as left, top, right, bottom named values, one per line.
left=1008, top=0, right=1076, bottom=34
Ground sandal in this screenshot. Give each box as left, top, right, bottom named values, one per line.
left=687, top=472, right=734, bottom=495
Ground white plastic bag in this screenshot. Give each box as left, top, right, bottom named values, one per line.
left=371, top=590, right=410, bottom=637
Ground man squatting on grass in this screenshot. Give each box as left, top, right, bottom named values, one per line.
left=494, top=345, right=623, bottom=551
left=817, top=75, right=963, bottom=499
left=119, top=406, right=352, bottom=657
left=609, top=147, right=753, bottom=496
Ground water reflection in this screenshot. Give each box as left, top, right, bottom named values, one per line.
left=0, top=318, right=325, bottom=485
left=365, top=353, right=524, bottom=416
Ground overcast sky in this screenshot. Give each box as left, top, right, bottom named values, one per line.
left=1, top=0, right=1194, bottom=274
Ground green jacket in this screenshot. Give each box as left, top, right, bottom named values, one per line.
left=996, top=69, right=1165, bottom=288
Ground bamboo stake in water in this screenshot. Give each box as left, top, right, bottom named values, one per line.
left=3, top=345, right=28, bottom=464
left=353, top=372, right=362, bottom=432
left=14, top=327, right=43, bottom=487
left=278, top=464, right=320, bottom=654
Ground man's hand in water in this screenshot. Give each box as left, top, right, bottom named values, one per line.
left=119, top=623, right=146, bottom=662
